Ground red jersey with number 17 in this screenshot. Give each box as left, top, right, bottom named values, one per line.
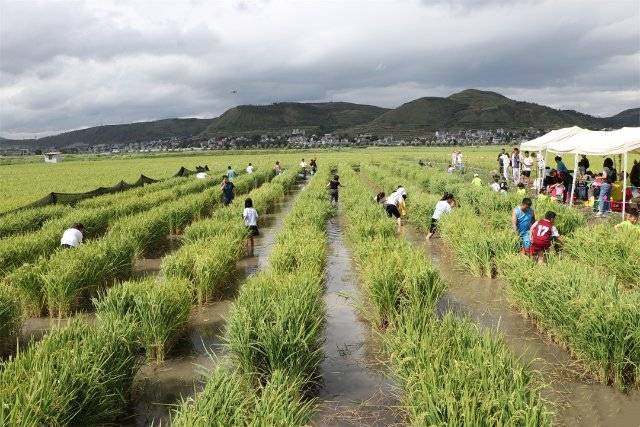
left=531, top=218, right=554, bottom=248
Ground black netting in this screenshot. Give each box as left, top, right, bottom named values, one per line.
left=174, top=165, right=209, bottom=176
left=2, top=165, right=209, bottom=215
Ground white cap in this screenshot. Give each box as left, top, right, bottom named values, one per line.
left=473, top=173, right=479, bottom=177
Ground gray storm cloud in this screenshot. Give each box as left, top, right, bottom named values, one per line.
left=0, top=0, right=638, bottom=138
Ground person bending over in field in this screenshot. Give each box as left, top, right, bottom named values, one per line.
left=529, top=211, right=560, bottom=264
left=512, top=198, right=535, bottom=254
left=246, top=163, right=254, bottom=174
left=384, top=188, right=406, bottom=227
left=243, top=198, right=259, bottom=254
left=327, top=175, right=341, bottom=206
left=427, top=193, right=456, bottom=239
left=60, top=223, right=84, bottom=248
left=221, top=175, right=235, bottom=206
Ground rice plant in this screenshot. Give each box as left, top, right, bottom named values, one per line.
left=0, top=315, right=140, bottom=425
left=95, top=277, right=192, bottom=362
left=162, top=237, right=245, bottom=304
left=562, top=223, right=640, bottom=288
left=498, top=253, right=640, bottom=389
left=171, top=368, right=313, bottom=427
left=384, top=310, right=551, bottom=425
left=226, top=270, right=325, bottom=386
left=0, top=283, right=23, bottom=355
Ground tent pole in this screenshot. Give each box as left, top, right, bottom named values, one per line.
left=570, top=153, right=578, bottom=206
left=622, top=151, right=628, bottom=219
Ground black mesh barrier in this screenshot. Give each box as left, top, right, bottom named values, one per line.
left=174, top=165, right=209, bottom=177
left=1, top=165, right=210, bottom=215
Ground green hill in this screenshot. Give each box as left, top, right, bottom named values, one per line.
left=346, top=89, right=610, bottom=137
left=605, top=108, right=640, bottom=127
left=0, top=118, right=214, bottom=150
left=1, top=90, right=636, bottom=148
left=200, top=102, right=388, bottom=136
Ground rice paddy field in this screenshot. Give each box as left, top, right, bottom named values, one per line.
left=1, top=148, right=638, bottom=426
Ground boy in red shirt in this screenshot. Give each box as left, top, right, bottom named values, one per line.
left=529, top=211, right=561, bottom=264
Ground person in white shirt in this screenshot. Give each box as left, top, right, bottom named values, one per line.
left=243, top=198, right=259, bottom=254
left=500, top=152, right=511, bottom=181
left=384, top=190, right=405, bottom=227
left=60, top=223, right=84, bottom=248
left=427, top=193, right=456, bottom=239
left=522, top=151, right=534, bottom=186
left=511, top=148, right=522, bottom=185
left=456, top=151, right=464, bottom=171
left=490, top=176, right=501, bottom=192
left=195, top=171, right=208, bottom=179
left=246, top=163, right=254, bottom=174
left=451, top=151, right=457, bottom=167
left=447, top=164, right=455, bottom=174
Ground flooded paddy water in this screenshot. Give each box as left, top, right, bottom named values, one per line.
left=313, top=214, right=400, bottom=427
left=401, top=224, right=640, bottom=427
left=122, top=182, right=305, bottom=426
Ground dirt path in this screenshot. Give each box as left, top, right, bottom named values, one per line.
left=312, top=214, right=400, bottom=427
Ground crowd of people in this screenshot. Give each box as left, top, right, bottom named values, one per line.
left=58, top=153, right=638, bottom=266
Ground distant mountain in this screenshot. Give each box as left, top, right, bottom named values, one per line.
left=1, top=90, right=637, bottom=149
left=1, top=118, right=214, bottom=150
left=346, top=89, right=611, bottom=137
left=605, top=108, right=640, bottom=127
left=200, top=102, right=389, bottom=137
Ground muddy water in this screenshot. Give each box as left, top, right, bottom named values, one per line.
left=313, top=215, right=399, bottom=427
left=123, top=183, right=304, bottom=426
left=400, top=225, right=640, bottom=427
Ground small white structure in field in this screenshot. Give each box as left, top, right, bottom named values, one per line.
left=44, top=151, right=63, bottom=163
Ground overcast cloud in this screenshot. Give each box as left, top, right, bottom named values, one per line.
left=0, top=0, right=638, bottom=138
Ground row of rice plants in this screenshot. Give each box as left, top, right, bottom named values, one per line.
left=0, top=314, right=141, bottom=425
left=561, top=223, right=640, bottom=289
left=373, top=160, right=640, bottom=389
left=0, top=168, right=230, bottom=274
left=339, top=166, right=550, bottom=424
left=0, top=175, right=191, bottom=240
left=0, top=170, right=301, bottom=423
left=3, top=169, right=273, bottom=319
left=0, top=204, right=71, bottom=239
left=171, top=167, right=334, bottom=425
left=163, top=169, right=300, bottom=305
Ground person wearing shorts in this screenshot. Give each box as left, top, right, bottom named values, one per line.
left=529, top=211, right=560, bottom=263
left=426, top=193, right=455, bottom=239
left=512, top=197, right=535, bottom=254
left=243, top=198, right=259, bottom=253
left=384, top=190, right=404, bottom=226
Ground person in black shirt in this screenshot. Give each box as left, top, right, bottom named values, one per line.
left=327, top=175, right=341, bottom=206
left=578, top=155, right=590, bottom=176
left=220, top=175, right=235, bottom=206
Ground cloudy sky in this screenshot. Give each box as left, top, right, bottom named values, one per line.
left=1, top=0, right=638, bottom=139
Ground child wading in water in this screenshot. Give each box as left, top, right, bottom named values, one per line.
left=529, top=211, right=561, bottom=264
left=243, top=198, right=259, bottom=254
left=426, top=192, right=456, bottom=239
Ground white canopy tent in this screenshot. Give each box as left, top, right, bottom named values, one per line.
left=520, top=126, right=587, bottom=152
left=520, top=126, right=589, bottom=191
left=546, top=127, right=640, bottom=215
